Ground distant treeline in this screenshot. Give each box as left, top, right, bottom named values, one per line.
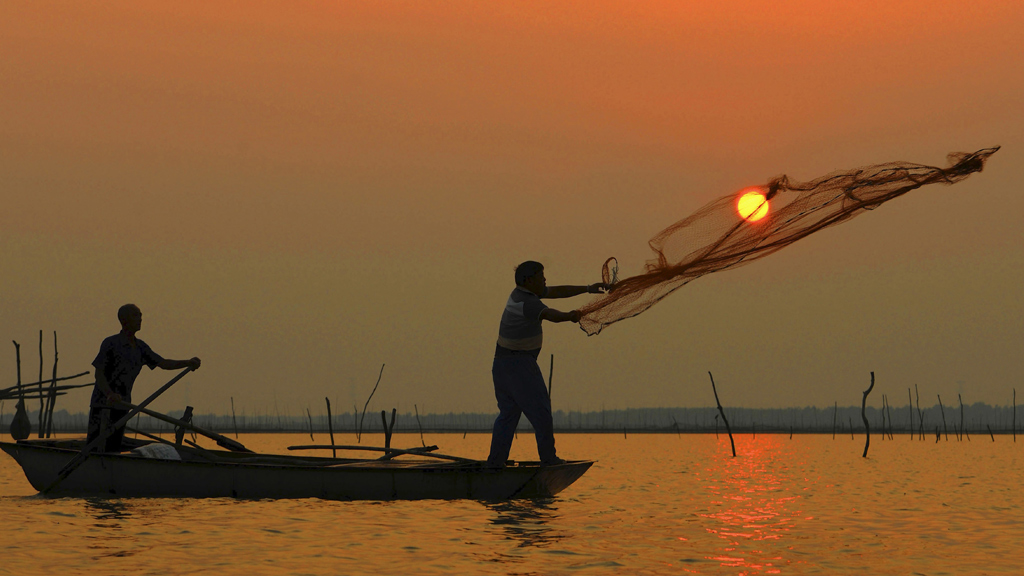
left=4, top=402, right=1019, bottom=436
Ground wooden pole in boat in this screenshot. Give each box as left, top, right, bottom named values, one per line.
left=43, top=368, right=193, bottom=494
left=174, top=406, right=194, bottom=446
left=325, top=397, right=336, bottom=458
left=37, top=330, right=43, bottom=438
left=10, top=341, right=31, bottom=441
left=0, top=371, right=90, bottom=397
left=0, top=382, right=90, bottom=401
left=380, top=409, right=396, bottom=452
left=43, top=331, right=59, bottom=438
left=287, top=443, right=478, bottom=464
left=708, top=372, right=735, bottom=457
left=861, top=372, right=875, bottom=458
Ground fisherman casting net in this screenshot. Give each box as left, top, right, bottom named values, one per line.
left=579, top=147, right=1000, bottom=336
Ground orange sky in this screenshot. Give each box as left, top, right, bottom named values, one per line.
left=1, top=1, right=1021, bottom=417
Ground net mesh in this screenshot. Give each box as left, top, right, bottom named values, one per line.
left=579, top=147, right=1000, bottom=336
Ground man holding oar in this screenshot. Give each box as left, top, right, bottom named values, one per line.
left=486, top=261, right=608, bottom=468
left=88, top=304, right=201, bottom=452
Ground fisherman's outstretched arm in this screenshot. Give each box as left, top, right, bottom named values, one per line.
left=540, top=309, right=582, bottom=323
left=157, top=357, right=202, bottom=371
left=543, top=283, right=608, bottom=298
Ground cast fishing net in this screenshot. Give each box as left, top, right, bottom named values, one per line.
left=579, top=147, right=1000, bottom=336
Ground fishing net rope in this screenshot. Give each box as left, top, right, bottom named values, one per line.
left=579, top=147, right=1000, bottom=336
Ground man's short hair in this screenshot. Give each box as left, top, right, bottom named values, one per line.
left=117, top=304, right=140, bottom=325
left=515, top=261, right=544, bottom=286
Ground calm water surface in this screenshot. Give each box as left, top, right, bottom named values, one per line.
left=2, top=432, right=1022, bottom=575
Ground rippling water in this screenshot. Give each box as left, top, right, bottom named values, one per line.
left=2, top=432, right=1022, bottom=575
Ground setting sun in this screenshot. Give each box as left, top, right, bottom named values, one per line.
left=737, top=190, right=770, bottom=222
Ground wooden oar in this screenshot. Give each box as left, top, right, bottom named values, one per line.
left=116, top=402, right=252, bottom=453
left=287, top=444, right=478, bottom=464
left=42, top=368, right=193, bottom=494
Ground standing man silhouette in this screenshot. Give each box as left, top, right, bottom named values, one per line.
left=487, top=261, right=607, bottom=467
left=87, top=304, right=201, bottom=452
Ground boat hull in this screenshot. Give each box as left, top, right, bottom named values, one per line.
left=1, top=441, right=593, bottom=501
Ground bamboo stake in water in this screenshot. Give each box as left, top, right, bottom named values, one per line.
left=916, top=384, right=924, bottom=441
left=938, top=395, right=949, bottom=441
left=358, top=364, right=385, bottom=443
left=832, top=401, right=837, bottom=440
left=414, top=404, right=426, bottom=448
left=708, top=372, right=735, bottom=457
left=908, top=388, right=914, bottom=441
left=885, top=394, right=894, bottom=440
left=325, top=397, right=335, bottom=458
left=1013, top=388, right=1016, bottom=443
left=230, top=397, right=239, bottom=439
left=861, top=372, right=875, bottom=458
left=959, top=394, right=969, bottom=441
left=306, top=408, right=315, bottom=441
left=880, top=394, right=886, bottom=441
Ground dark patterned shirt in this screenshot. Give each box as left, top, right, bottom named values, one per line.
left=90, top=333, right=164, bottom=407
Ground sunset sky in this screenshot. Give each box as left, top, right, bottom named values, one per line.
left=2, top=1, right=1021, bottom=418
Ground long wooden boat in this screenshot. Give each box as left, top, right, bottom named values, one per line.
left=1, top=438, right=593, bottom=500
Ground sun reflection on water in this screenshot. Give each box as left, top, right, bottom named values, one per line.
left=696, top=436, right=810, bottom=574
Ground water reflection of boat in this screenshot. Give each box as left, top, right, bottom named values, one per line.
left=485, top=499, right=566, bottom=548
left=1, top=438, right=593, bottom=501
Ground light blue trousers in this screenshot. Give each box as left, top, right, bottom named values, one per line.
left=487, top=354, right=557, bottom=465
